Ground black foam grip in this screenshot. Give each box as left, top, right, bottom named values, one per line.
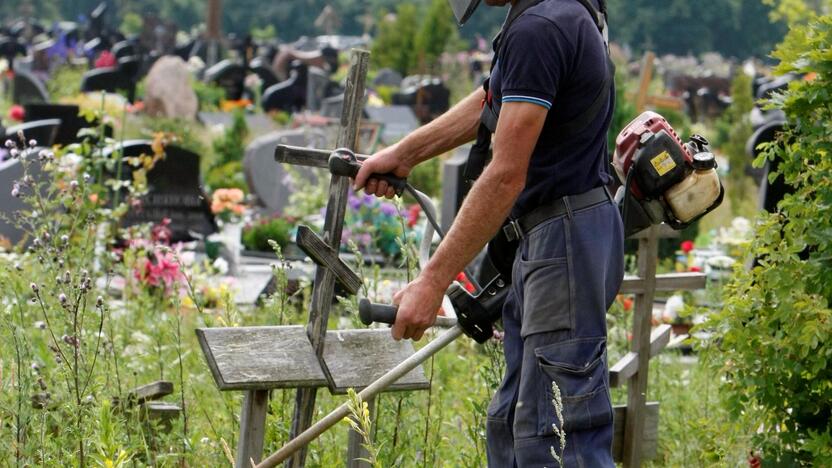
left=328, top=155, right=407, bottom=195
left=358, top=299, right=398, bottom=326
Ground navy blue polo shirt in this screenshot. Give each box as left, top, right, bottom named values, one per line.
left=489, top=0, right=614, bottom=218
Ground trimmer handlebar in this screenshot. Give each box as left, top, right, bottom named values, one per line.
left=328, top=148, right=408, bottom=196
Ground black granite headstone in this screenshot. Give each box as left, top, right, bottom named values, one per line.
left=204, top=59, right=246, bottom=101
left=112, top=140, right=216, bottom=241
left=0, top=156, right=45, bottom=247
left=5, top=120, right=61, bottom=148
left=12, top=69, right=49, bottom=105
left=24, top=103, right=112, bottom=145
left=261, top=61, right=308, bottom=112
left=393, top=76, right=450, bottom=123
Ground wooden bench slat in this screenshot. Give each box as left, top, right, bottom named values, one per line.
left=121, top=380, right=173, bottom=406
left=620, top=272, right=706, bottom=294
left=609, top=324, right=673, bottom=388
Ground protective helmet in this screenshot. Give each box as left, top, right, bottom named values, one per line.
left=448, top=0, right=482, bottom=25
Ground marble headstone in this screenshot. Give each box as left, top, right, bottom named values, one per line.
left=243, top=129, right=328, bottom=214
left=364, top=105, right=419, bottom=144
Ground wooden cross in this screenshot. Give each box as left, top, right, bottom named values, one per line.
left=197, top=49, right=428, bottom=468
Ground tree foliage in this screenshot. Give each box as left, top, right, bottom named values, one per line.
left=700, top=12, right=832, bottom=464
left=414, top=0, right=460, bottom=73
left=722, top=71, right=755, bottom=214
left=371, top=5, right=419, bottom=76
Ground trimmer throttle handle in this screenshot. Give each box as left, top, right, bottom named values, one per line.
left=328, top=148, right=407, bottom=196
left=359, top=299, right=398, bottom=326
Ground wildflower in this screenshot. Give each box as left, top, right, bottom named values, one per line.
left=30, top=282, right=39, bottom=293
left=96, top=296, right=104, bottom=307
left=31, top=362, right=40, bottom=371
left=10, top=148, right=19, bottom=158
left=69, top=180, right=79, bottom=190
left=11, top=186, right=19, bottom=197
left=58, top=293, right=67, bottom=305
left=379, top=202, right=398, bottom=217
left=83, top=172, right=91, bottom=183
left=34, top=321, right=46, bottom=329
left=33, top=237, right=41, bottom=248
left=60, top=234, right=69, bottom=245
left=38, top=149, right=49, bottom=160
left=64, top=271, right=71, bottom=284
left=14, top=262, right=21, bottom=271
left=4, top=139, right=14, bottom=148
left=28, top=139, right=37, bottom=147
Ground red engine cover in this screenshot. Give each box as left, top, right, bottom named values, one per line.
left=613, top=111, right=691, bottom=186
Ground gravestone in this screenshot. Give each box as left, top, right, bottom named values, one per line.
left=364, top=105, right=419, bottom=145
left=372, top=68, right=403, bottom=88
left=198, top=112, right=277, bottom=137
left=0, top=156, right=45, bottom=246
left=12, top=69, right=49, bottom=105
left=112, top=141, right=216, bottom=241
left=393, top=76, right=450, bottom=123
left=440, top=146, right=470, bottom=234
left=320, top=93, right=344, bottom=118
left=6, top=120, right=61, bottom=148
left=306, top=66, right=332, bottom=112
left=204, top=59, right=246, bottom=101
left=79, top=56, right=141, bottom=102
left=111, top=40, right=135, bottom=60
left=144, top=55, right=198, bottom=120
left=24, top=103, right=112, bottom=145
left=262, top=61, right=308, bottom=112
left=243, top=129, right=327, bottom=214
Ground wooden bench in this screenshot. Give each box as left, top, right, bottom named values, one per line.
left=196, top=326, right=429, bottom=467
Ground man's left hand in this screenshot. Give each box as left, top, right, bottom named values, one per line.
left=391, top=275, right=445, bottom=341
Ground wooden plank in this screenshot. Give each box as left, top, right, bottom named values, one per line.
left=646, top=94, right=684, bottom=111
left=635, top=51, right=656, bottom=113
left=623, top=225, right=660, bottom=467
left=141, top=401, right=181, bottom=421
left=290, top=49, right=371, bottom=468
left=346, top=396, right=376, bottom=468
left=122, top=380, right=173, bottom=406
left=620, top=272, right=706, bottom=294
left=196, top=326, right=327, bottom=390
left=274, top=145, right=369, bottom=168
left=613, top=402, right=659, bottom=462
left=609, top=324, right=673, bottom=388
left=236, top=389, right=270, bottom=468
left=295, top=225, right=362, bottom=295
left=609, top=352, right=638, bottom=388
left=324, top=328, right=429, bottom=394
left=629, top=223, right=678, bottom=240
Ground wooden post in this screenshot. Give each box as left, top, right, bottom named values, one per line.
left=635, top=51, right=656, bottom=113
left=287, top=49, right=370, bottom=468
left=237, top=390, right=270, bottom=468
left=622, top=225, right=659, bottom=467
left=205, top=0, right=222, bottom=67
left=346, top=396, right=377, bottom=468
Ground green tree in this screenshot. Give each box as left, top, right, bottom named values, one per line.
left=700, top=13, right=832, bottom=465
left=371, top=4, right=419, bottom=75
left=414, top=0, right=459, bottom=73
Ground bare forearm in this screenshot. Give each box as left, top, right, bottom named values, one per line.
left=398, top=87, right=484, bottom=166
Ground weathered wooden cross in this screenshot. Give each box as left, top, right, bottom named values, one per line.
left=197, top=49, right=429, bottom=468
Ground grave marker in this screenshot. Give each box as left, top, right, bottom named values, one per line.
left=112, top=141, right=216, bottom=242
left=242, top=129, right=327, bottom=214
left=12, top=68, right=49, bottom=105
left=364, top=105, right=419, bottom=145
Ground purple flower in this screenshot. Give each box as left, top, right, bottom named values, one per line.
left=359, top=233, right=372, bottom=246
left=348, top=194, right=362, bottom=211
left=361, top=194, right=375, bottom=207
left=380, top=203, right=398, bottom=217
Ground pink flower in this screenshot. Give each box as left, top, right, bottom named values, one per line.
left=681, top=240, right=694, bottom=253
left=95, top=50, right=116, bottom=68
left=9, top=105, right=25, bottom=122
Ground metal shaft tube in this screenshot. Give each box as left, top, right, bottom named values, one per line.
left=256, top=325, right=464, bottom=468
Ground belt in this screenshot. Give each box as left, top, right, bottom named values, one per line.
left=502, top=186, right=613, bottom=242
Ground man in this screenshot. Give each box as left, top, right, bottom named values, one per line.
left=354, top=0, right=623, bottom=465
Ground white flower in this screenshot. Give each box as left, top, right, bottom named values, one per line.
left=213, top=257, right=229, bottom=275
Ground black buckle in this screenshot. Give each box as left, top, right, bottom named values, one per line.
left=502, top=220, right=524, bottom=242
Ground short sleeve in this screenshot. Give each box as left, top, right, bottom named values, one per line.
left=499, top=14, right=572, bottom=110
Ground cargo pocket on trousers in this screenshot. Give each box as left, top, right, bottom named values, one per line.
left=535, top=337, right=613, bottom=434
left=519, top=257, right=571, bottom=338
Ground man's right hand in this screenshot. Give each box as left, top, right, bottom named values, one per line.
left=353, top=143, right=413, bottom=199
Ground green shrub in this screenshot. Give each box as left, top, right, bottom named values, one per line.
left=205, top=161, right=248, bottom=193
left=699, top=13, right=832, bottom=465
left=211, top=109, right=248, bottom=167
left=242, top=216, right=293, bottom=252
left=139, top=116, right=207, bottom=157
left=192, top=80, right=225, bottom=112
